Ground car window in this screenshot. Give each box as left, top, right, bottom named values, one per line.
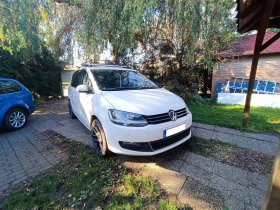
left=91, top=69, right=158, bottom=91
left=0, top=80, right=22, bottom=94
left=78, top=70, right=87, bottom=86
left=83, top=73, right=93, bottom=92
left=71, top=71, right=81, bottom=87
left=71, top=71, right=77, bottom=87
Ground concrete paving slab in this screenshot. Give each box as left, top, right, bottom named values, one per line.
left=153, top=158, right=185, bottom=172
left=141, top=163, right=187, bottom=196
left=243, top=132, right=279, bottom=143
left=245, top=205, right=259, bottom=210
left=192, top=127, right=214, bottom=140
left=249, top=186, right=266, bottom=209
left=209, top=175, right=235, bottom=196
left=180, top=163, right=212, bottom=185
left=224, top=194, right=246, bottom=210
left=121, top=161, right=147, bottom=172
left=192, top=122, right=216, bottom=131
left=230, top=184, right=251, bottom=206
left=247, top=172, right=270, bottom=192
left=195, top=122, right=280, bottom=154
left=234, top=137, right=260, bottom=152
left=52, top=125, right=92, bottom=146
left=257, top=141, right=278, bottom=156
left=213, top=161, right=248, bottom=186
left=211, top=131, right=234, bottom=144
left=214, top=125, right=244, bottom=136
left=162, top=147, right=191, bottom=161
left=177, top=177, right=225, bottom=210
left=185, top=153, right=215, bottom=173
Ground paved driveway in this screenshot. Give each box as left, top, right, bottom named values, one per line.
left=0, top=98, right=279, bottom=210
left=0, top=127, right=67, bottom=193
left=0, top=99, right=71, bottom=195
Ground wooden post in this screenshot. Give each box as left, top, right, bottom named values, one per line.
left=242, top=0, right=276, bottom=127
left=263, top=144, right=280, bottom=210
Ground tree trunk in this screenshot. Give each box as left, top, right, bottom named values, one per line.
left=113, top=49, right=121, bottom=65
left=202, top=70, right=208, bottom=97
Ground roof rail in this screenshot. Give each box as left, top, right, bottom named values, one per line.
left=82, top=64, right=130, bottom=68
left=104, top=65, right=129, bottom=68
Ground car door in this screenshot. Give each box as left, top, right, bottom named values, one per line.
left=0, top=80, right=9, bottom=114
left=77, top=71, right=94, bottom=129
left=0, top=80, right=22, bottom=125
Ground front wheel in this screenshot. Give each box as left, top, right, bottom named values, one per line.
left=5, top=108, right=28, bottom=130
left=91, top=119, right=110, bottom=157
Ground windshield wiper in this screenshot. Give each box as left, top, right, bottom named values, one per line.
left=103, top=86, right=159, bottom=91
left=135, top=87, right=159, bottom=89
left=103, top=87, right=139, bottom=91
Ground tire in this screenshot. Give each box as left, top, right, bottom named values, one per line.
left=91, top=119, right=110, bottom=157
left=68, top=101, right=77, bottom=119
left=4, top=108, right=28, bottom=131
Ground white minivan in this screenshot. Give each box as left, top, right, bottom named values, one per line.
left=68, top=65, right=192, bottom=156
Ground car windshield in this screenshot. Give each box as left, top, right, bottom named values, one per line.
left=91, top=69, right=159, bottom=91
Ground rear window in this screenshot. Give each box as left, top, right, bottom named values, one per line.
left=0, top=80, right=22, bottom=94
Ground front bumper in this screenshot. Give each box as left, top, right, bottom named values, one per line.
left=103, top=113, right=192, bottom=156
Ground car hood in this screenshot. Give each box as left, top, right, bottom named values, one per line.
left=101, top=88, right=186, bottom=115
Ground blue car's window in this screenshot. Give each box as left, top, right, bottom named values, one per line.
left=0, top=80, right=22, bottom=94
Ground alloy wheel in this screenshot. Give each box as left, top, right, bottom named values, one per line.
left=9, top=111, right=26, bottom=128
left=92, top=125, right=104, bottom=155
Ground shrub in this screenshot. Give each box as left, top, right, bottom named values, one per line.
left=189, top=93, right=213, bottom=106
left=0, top=47, right=63, bottom=96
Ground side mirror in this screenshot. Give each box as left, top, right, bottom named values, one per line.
left=76, top=85, right=88, bottom=93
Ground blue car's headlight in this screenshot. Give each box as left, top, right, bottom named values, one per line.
left=108, top=109, right=148, bottom=127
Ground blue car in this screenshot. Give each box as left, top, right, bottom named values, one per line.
left=0, top=78, right=35, bottom=130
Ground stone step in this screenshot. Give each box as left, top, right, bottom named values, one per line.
left=191, top=123, right=279, bottom=156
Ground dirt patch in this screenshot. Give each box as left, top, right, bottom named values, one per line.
left=35, top=98, right=68, bottom=114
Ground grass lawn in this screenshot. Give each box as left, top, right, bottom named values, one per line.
left=1, top=131, right=176, bottom=210
left=188, top=104, right=280, bottom=133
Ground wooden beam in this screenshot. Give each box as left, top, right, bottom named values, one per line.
left=263, top=145, right=280, bottom=210
left=238, top=11, right=262, bottom=33
left=238, top=2, right=263, bottom=19
left=242, top=0, right=277, bottom=127
left=260, top=32, right=280, bottom=52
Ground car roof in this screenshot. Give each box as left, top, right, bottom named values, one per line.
left=0, top=77, right=20, bottom=83
left=82, top=65, right=137, bottom=72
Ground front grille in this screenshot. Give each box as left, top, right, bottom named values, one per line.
left=150, top=128, right=190, bottom=150
left=145, top=108, right=187, bottom=124
left=119, top=127, right=191, bottom=152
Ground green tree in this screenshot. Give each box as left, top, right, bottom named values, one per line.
left=0, top=0, right=63, bottom=95
left=0, top=0, right=237, bottom=96
left=0, top=0, right=47, bottom=58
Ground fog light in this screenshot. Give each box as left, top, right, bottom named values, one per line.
left=119, top=141, right=153, bottom=152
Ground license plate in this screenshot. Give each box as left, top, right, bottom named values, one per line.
left=164, top=124, right=186, bottom=138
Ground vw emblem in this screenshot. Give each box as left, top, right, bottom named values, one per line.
left=168, top=110, right=177, bottom=121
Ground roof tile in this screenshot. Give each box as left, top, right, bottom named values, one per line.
left=231, top=32, right=280, bottom=56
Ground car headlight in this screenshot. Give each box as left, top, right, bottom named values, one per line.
left=108, top=109, right=148, bottom=127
